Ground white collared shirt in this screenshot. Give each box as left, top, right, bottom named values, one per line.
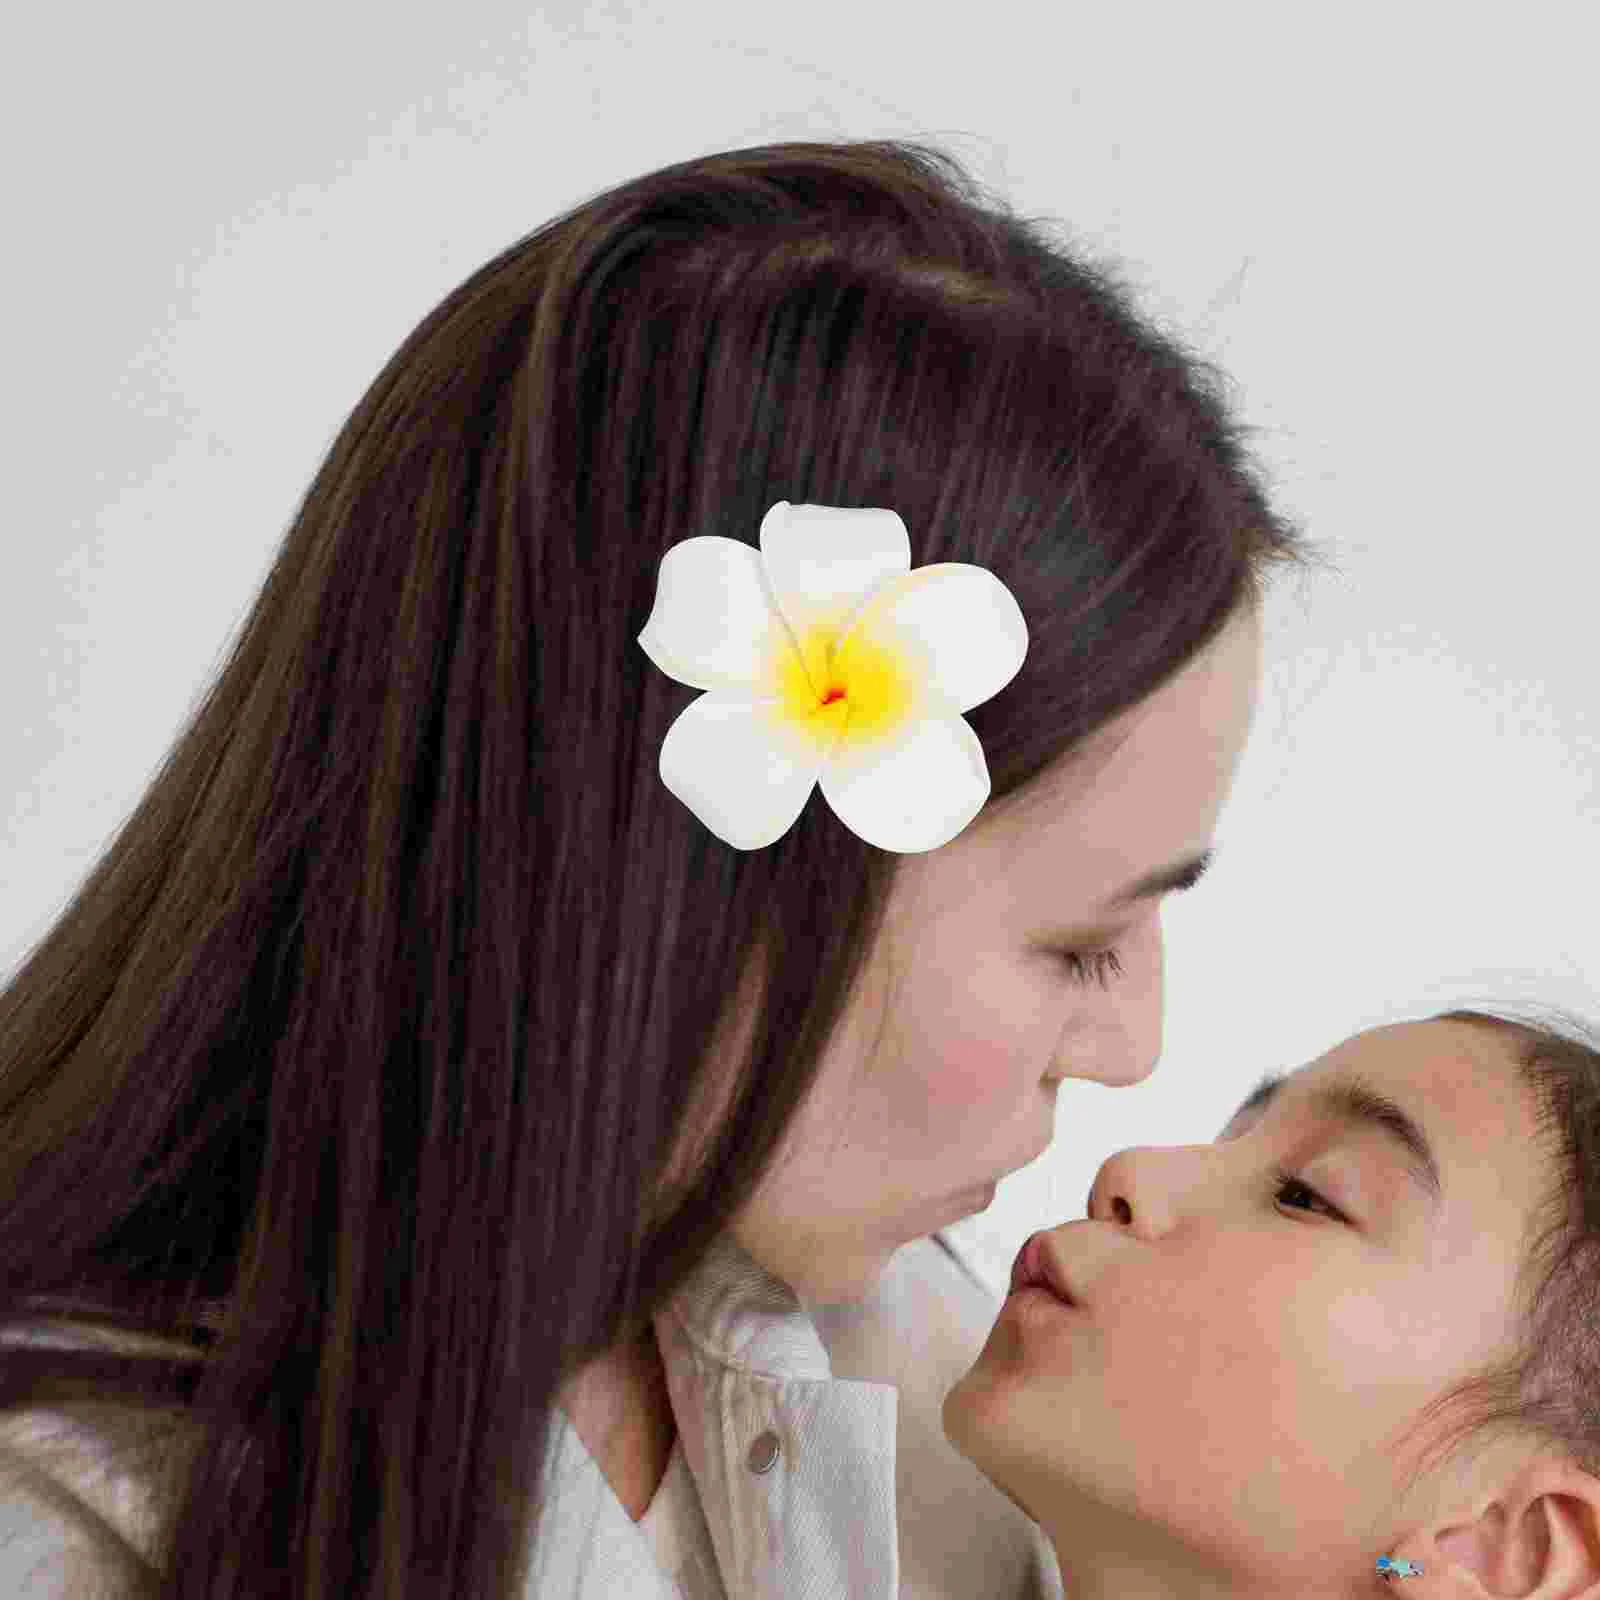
left=1, top=1230, right=1064, bottom=1598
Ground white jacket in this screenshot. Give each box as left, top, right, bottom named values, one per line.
left=0, top=1229, right=1065, bottom=1597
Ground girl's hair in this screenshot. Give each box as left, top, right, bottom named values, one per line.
left=1387, top=1004, right=1600, bottom=1495
left=0, top=135, right=1574, bottom=1597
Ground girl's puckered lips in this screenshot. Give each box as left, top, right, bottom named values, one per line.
left=1009, top=1232, right=1077, bottom=1305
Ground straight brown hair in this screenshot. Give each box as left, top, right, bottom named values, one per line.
left=9, top=133, right=1527, bottom=1597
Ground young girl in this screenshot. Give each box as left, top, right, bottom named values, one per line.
left=945, top=1009, right=1600, bottom=1597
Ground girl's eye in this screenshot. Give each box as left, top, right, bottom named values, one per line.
left=1269, top=1164, right=1347, bottom=1224
left=1057, top=946, right=1125, bottom=989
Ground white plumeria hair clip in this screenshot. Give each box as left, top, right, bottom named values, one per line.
left=636, top=501, right=1030, bottom=854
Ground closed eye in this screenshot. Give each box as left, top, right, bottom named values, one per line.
left=1057, top=946, right=1125, bottom=989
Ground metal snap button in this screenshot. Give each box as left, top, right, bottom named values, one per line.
left=746, top=1429, right=781, bottom=1474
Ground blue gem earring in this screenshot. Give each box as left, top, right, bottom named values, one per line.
left=1377, top=1555, right=1423, bottom=1579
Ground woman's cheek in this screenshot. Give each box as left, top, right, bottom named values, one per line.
left=903, top=959, right=1052, bottom=1112
left=919, top=1029, right=1020, bottom=1113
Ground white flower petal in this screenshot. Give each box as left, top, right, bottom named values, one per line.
left=759, top=501, right=912, bottom=652
left=639, top=503, right=1028, bottom=854
left=637, top=535, right=782, bottom=692
left=819, top=684, right=991, bottom=853
left=656, top=689, right=827, bottom=851
left=847, top=561, right=1028, bottom=714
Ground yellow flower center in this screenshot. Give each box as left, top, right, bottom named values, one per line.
left=764, top=604, right=924, bottom=762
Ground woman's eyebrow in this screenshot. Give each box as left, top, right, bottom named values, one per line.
left=1101, top=848, right=1216, bottom=910
left=1035, top=849, right=1217, bottom=947
left=1218, top=1069, right=1444, bottom=1214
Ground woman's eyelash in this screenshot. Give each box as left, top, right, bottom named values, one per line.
left=1058, top=946, right=1125, bottom=989
left=1269, top=1164, right=1346, bottom=1223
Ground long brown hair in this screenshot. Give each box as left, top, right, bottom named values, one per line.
left=15, top=136, right=1580, bottom=1597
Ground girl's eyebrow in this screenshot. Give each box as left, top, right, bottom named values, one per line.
left=1219, top=1069, right=1445, bottom=1214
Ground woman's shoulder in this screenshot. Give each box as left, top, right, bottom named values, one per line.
left=0, top=1407, right=158, bottom=1597
left=0, top=1320, right=211, bottom=1595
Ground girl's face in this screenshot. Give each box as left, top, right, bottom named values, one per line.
left=944, top=1017, right=1557, bottom=1597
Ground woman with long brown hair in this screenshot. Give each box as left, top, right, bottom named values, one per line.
left=35, top=136, right=1595, bottom=1597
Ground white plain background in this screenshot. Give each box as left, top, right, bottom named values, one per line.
left=4, top=4, right=1597, bottom=1299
